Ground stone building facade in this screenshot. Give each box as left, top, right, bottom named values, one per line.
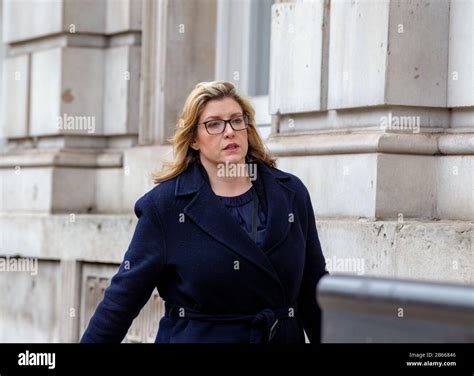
left=0, top=0, right=472, bottom=342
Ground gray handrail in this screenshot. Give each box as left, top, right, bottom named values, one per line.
left=316, top=275, right=474, bottom=343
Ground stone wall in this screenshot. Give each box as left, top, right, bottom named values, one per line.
left=267, top=0, right=473, bottom=284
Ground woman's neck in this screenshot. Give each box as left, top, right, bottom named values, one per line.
left=200, top=159, right=252, bottom=197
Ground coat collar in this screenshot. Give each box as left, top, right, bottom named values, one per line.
left=175, top=160, right=295, bottom=291
left=175, top=159, right=292, bottom=196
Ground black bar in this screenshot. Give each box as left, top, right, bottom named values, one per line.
left=0, top=344, right=472, bottom=375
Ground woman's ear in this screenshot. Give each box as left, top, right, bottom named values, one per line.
left=190, top=141, right=199, bottom=151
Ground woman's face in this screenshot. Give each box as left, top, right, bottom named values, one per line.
left=192, top=97, right=249, bottom=167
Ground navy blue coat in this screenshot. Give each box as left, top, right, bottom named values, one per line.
left=80, top=160, right=327, bottom=343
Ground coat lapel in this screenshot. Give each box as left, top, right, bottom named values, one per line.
left=256, top=162, right=296, bottom=254
left=174, top=160, right=295, bottom=289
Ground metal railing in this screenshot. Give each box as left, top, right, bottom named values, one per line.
left=317, top=275, right=474, bottom=343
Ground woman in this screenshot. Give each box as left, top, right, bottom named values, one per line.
left=81, top=81, right=328, bottom=344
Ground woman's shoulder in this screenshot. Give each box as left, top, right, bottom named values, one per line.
left=134, top=177, right=179, bottom=216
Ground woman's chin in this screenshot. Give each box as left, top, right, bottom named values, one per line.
left=220, top=153, right=244, bottom=165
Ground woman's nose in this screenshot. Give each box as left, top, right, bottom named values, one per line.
left=223, top=121, right=235, bottom=136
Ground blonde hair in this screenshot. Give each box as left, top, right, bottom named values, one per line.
left=153, top=80, right=277, bottom=184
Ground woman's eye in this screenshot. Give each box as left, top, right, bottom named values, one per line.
left=232, top=118, right=242, bottom=124
left=208, top=121, right=221, bottom=128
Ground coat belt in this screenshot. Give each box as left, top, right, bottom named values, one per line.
left=166, top=302, right=297, bottom=343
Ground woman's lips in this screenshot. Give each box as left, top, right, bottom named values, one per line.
left=223, top=144, right=239, bottom=151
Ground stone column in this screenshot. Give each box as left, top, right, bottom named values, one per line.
left=58, top=259, right=82, bottom=342
left=1, top=0, right=143, bottom=214
left=268, top=0, right=473, bottom=284
left=128, top=0, right=217, bottom=210
left=139, top=0, right=217, bottom=146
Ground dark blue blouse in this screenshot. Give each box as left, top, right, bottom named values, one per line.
left=198, top=162, right=268, bottom=248
left=215, top=185, right=267, bottom=248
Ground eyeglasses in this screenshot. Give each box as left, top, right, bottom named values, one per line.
left=198, top=115, right=249, bottom=135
